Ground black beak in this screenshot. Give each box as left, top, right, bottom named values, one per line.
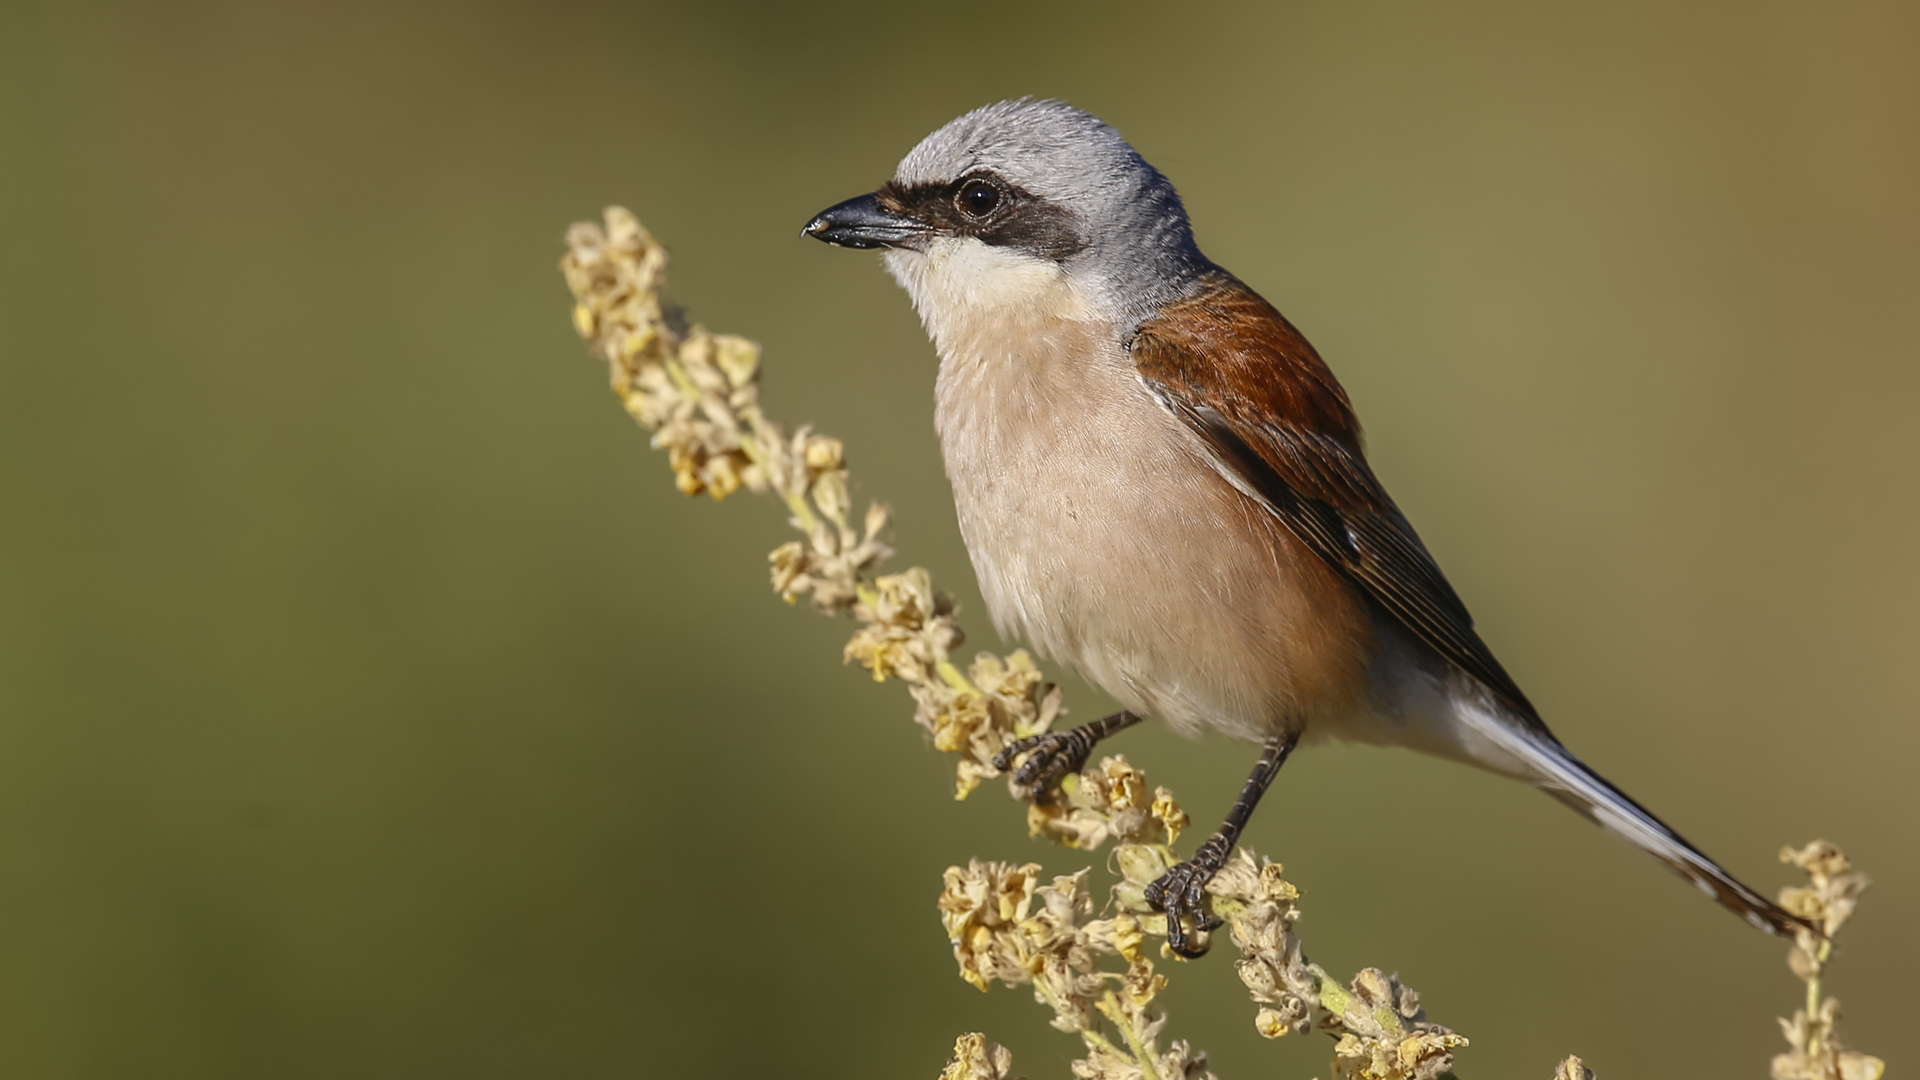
left=801, top=193, right=925, bottom=250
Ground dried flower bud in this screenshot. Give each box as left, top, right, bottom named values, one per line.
left=938, top=860, right=1043, bottom=991
left=1553, top=1055, right=1595, bottom=1080
left=713, top=334, right=759, bottom=389
left=803, top=434, right=844, bottom=472
left=812, top=469, right=851, bottom=523
left=1254, top=1001, right=1308, bottom=1039
left=940, top=1033, right=1021, bottom=1080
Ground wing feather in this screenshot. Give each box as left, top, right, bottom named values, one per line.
left=1133, top=272, right=1547, bottom=733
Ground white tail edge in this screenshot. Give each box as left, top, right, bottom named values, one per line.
left=1453, top=697, right=1809, bottom=937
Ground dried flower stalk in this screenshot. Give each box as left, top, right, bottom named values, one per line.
left=1770, top=842, right=1883, bottom=1080
left=560, top=206, right=1863, bottom=1080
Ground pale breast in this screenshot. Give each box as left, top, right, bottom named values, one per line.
left=918, top=262, right=1376, bottom=741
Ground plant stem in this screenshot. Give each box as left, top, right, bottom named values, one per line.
left=1099, top=990, right=1163, bottom=1080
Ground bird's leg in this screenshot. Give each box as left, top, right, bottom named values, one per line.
left=993, top=710, right=1144, bottom=804
left=1145, top=730, right=1299, bottom=958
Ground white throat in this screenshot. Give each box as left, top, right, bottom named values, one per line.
left=883, top=237, right=1108, bottom=357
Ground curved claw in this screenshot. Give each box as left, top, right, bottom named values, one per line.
left=992, top=729, right=1095, bottom=804
left=1144, top=839, right=1231, bottom=958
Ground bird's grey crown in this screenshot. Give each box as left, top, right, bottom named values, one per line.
left=896, top=99, right=1213, bottom=323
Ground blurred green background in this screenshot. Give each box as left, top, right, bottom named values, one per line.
left=2, top=0, right=1914, bottom=1076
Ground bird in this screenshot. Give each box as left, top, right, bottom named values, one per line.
left=801, top=98, right=1807, bottom=955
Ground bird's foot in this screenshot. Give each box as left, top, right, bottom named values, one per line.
left=992, top=728, right=1101, bottom=804
left=1144, top=835, right=1233, bottom=958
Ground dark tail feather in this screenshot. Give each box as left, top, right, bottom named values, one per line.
left=1537, top=756, right=1809, bottom=937
left=1457, top=704, right=1811, bottom=937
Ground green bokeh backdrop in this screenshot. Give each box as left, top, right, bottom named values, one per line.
left=2, top=1, right=1914, bottom=1076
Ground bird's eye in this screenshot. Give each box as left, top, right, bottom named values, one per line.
left=956, top=179, right=1001, bottom=217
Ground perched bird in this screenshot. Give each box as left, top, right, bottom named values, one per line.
left=803, top=99, right=1806, bottom=955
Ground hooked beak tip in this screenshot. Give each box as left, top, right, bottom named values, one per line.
left=801, top=192, right=923, bottom=251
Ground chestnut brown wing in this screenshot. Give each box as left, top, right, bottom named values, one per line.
left=1132, top=272, right=1548, bottom=734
